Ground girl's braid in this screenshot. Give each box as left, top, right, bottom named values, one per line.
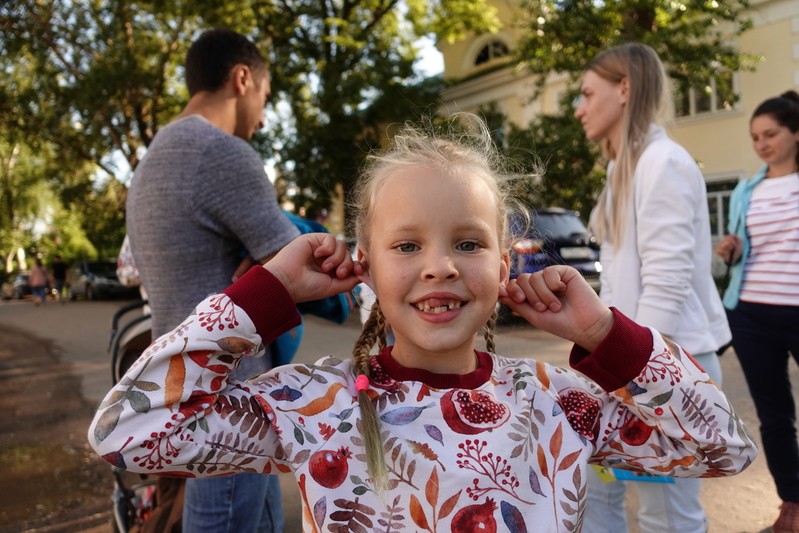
left=352, top=302, right=384, bottom=375
left=483, top=308, right=497, bottom=353
left=374, top=302, right=388, bottom=351
left=351, top=300, right=388, bottom=494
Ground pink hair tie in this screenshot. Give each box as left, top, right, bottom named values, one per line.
left=355, top=374, right=370, bottom=392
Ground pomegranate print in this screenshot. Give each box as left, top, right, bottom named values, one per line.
left=559, top=388, right=601, bottom=439
left=441, top=389, right=510, bottom=435
left=451, top=498, right=498, bottom=532
left=308, top=446, right=351, bottom=488
left=620, top=416, right=655, bottom=446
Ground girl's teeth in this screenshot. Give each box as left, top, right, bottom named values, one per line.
left=416, top=301, right=462, bottom=313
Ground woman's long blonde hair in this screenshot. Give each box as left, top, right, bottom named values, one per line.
left=348, top=115, right=523, bottom=492
left=587, top=43, right=671, bottom=246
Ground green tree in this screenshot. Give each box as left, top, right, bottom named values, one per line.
left=516, top=0, right=756, bottom=94
left=484, top=0, right=758, bottom=214
left=0, top=0, right=499, bottom=248
left=250, top=0, right=499, bottom=214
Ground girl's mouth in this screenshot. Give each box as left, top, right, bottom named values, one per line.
left=414, top=300, right=463, bottom=314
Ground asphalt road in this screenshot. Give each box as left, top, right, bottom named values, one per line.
left=0, top=296, right=790, bottom=532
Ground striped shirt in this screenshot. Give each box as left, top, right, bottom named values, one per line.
left=740, top=172, right=799, bottom=305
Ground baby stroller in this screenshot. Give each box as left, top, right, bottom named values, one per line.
left=107, top=298, right=156, bottom=532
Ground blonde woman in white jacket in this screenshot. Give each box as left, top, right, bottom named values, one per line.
left=574, top=43, right=731, bottom=533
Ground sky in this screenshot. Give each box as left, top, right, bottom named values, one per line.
left=417, top=36, right=444, bottom=76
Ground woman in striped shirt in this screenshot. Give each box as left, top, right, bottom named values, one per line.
left=716, top=90, right=799, bottom=533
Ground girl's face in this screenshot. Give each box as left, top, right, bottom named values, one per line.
left=359, top=166, right=509, bottom=373
left=750, top=114, right=799, bottom=171
left=574, top=70, right=627, bottom=148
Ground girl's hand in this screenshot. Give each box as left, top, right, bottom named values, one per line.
left=498, top=265, right=613, bottom=351
left=264, top=233, right=362, bottom=303
left=714, top=234, right=742, bottom=265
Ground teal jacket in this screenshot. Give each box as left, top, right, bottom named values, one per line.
left=722, top=165, right=768, bottom=309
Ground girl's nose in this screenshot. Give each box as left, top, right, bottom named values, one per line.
left=422, top=252, right=459, bottom=280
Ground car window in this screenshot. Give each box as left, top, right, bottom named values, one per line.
left=533, top=213, right=588, bottom=239
left=87, top=262, right=118, bottom=277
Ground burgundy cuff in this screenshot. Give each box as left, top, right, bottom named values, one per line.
left=569, top=307, right=653, bottom=392
left=223, top=266, right=302, bottom=346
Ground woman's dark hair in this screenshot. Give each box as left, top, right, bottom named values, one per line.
left=185, top=29, right=267, bottom=96
left=752, top=90, right=799, bottom=167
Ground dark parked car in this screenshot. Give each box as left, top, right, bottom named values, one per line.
left=509, top=207, right=602, bottom=287
left=0, top=273, right=31, bottom=300
left=500, top=208, right=602, bottom=321
left=69, top=260, right=139, bottom=300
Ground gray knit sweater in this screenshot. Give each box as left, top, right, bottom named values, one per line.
left=127, top=115, right=299, bottom=344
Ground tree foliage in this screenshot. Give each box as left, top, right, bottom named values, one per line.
left=251, top=0, right=498, bottom=214
left=0, top=0, right=498, bottom=266
left=516, top=0, right=756, bottom=93
left=489, top=0, right=757, bottom=216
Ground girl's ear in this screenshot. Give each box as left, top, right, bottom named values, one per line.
left=499, top=251, right=511, bottom=288
left=357, top=246, right=375, bottom=291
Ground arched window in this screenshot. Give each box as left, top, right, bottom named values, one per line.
left=475, top=40, right=509, bottom=66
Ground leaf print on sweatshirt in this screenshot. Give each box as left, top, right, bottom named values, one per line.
left=383, top=434, right=419, bottom=490
left=185, top=430, right=266, bottom=475
left=534, top=424, right=585, bottom=527
left=276, top=382, right=348, bottom=416
left=292, top=359, right=349, bottom=390
left=507, top=397, right=546, bottom=461
left=409, top=467, right=462, bottom=532
left=379, top=403, right=435, bottom=425
left=501, top=500, right=529, bottom=533
left=216, top=393, right=273, bottom=440
left=680, top=386, right=726, bottom=444
left=327, top=496, right=376, bottom=532
left=375, top=495, right=408, bottom=533
left=94, top=356, right=158, bottom=443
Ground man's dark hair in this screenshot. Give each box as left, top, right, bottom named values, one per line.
left=185, top=29, right=267, bottom=96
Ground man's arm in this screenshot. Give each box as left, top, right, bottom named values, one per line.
left=231, top=252, right=279, bottom=282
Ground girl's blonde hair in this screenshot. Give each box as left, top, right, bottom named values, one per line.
left=587, top=43, right=671, bottom=246
left=349, top=114, right=519, bottom=492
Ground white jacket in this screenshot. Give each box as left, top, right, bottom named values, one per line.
left=597, top=125, right=731, bottom=355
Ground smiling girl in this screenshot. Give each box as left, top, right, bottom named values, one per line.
left=89, top=116, right=755, bottom=532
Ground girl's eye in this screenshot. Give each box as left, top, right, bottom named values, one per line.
left=396, top=242, right=418, bottom=253
left=457, top=241, right=481, bottom=252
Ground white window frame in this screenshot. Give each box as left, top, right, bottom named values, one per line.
left=674, top=71, right=740, bottom=119
left=706, top=175, right=741, bottom=239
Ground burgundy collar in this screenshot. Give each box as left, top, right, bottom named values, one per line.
left=375, top=346, right=493, bottom=389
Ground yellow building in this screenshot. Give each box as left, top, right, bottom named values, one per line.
left=437, top=0, right=799, bottom=250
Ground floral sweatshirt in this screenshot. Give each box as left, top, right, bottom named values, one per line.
left=88, top=268, right=756, bottom=532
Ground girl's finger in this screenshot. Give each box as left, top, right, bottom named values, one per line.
left=528, top=271, right=563, bottom=311
left=514, top=274, right=551, bottom=312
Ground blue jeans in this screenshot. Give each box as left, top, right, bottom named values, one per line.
left=728, top=301, right=799, bottom=502
left=582, top=351, right=722, bottom=533
left=32, top=286, right=47, bottom=303
left=182, top=473, right=283, bottom=533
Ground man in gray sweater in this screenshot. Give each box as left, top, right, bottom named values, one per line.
left=126, top=28, right=299, bottom=533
